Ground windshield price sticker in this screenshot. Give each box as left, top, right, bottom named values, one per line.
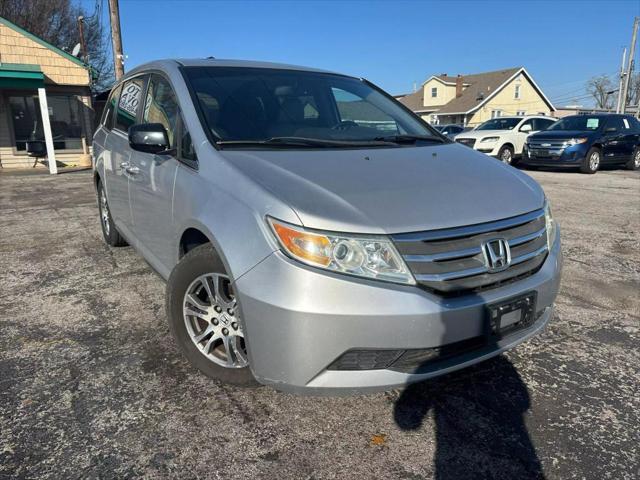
left=119, top=82, right=142, bottom=116
left=586, top=118, right=599, bottom=129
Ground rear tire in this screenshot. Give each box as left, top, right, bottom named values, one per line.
left=166, top=244, right=257, bottom=386
left=625, top=147, right=640, bottom=170
left=580, top=147, right=600, bottom=174
left=97, top=180, right=128, bottom=247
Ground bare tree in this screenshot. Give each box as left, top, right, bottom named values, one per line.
left=626, top=72, right=640, bottom=108
left=0, top=0, right=114, bottom=92
left=586, top=75, right=615, bottom=110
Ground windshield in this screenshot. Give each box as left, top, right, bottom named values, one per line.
left=476, top=118, right=521, bottom=130
left=183, top=66, right=439, bottom=146
left=548, top=116, right=602, bottom=131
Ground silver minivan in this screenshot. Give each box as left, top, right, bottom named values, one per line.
left=93, top=59, right=562, bottom=394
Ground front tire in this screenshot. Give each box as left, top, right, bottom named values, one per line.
left=497, top=145, right=514, bottom=165
left=580, top=147, right=601, bottom=174
left=625, top=147, right=640, bottom=170
left=97, top=180, right=127, bottom=246
left=166, top=244, right=256, bottom=386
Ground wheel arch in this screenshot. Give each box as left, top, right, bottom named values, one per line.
left=500, top=142, right=515, bottom=151
left=93, top=170, right=102, bottom=189
left=176, top=222, right=236, bottom=283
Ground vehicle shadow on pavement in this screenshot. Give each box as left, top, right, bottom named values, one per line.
left=393, top=355, right=544, bottom=480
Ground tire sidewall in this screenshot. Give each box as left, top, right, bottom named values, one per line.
left=498, top=145, right=514, bottom=165
left=165, top=244, right=256, bottom=386
left=97, top=181, right=117, bottom=245
left=582, top=147, right=600, bottom=174
left=627, top=147, right=640, bottom=170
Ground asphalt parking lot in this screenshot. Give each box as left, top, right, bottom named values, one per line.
left=1, top=167, right=638, bottom=479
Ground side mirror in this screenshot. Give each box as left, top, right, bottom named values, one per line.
left=128, top=123, right=171, bottom=154
left=520, top=124, right=532, bottom=133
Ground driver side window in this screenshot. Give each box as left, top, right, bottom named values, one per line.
left=143, top=75, right=180, bottom=147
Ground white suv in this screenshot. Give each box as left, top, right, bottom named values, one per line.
left=454, top=116, right=557, bottom=164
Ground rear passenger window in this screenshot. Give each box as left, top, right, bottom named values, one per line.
left=143, top=75, right=180, bottom=147
left=606, top=117, right=627, bottom=132
left=102, top=84, right=121, bottom=129
left=115, top=77, right=145, bottom=132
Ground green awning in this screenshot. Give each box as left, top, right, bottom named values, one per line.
left=0, top=63, right=45, bottom=89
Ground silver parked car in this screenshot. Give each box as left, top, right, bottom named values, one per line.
left=93, top=59, right=562, bottom=394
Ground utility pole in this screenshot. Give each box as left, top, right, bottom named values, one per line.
left=77, top=16, right=88, bottom=62
left=620, top=17, right=638, bottom=114
left=616, top=48, right=626, bottom=113
left=108, top=0, right=125, bottom=80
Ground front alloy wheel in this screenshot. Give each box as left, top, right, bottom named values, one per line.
left=581, top=147, right=600, bottom=174
left=166, top=243, right=256, bottom=386
left=183, top=273, right=248, bottom=368
left=498, top=145, right=514, bottom=165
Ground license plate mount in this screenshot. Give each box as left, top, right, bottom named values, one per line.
left=487, top=292, right=537, bottom=338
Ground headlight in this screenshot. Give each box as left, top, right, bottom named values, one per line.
left=480, top=136, right=499, bottom=143
left=544, top=200, right=556, bottom=250
left=566, top=137, right=588, bottom=146
left=268, top=218, right=415, bottom=285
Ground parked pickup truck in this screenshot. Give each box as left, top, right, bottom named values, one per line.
left=455, top=116, right=556, bottom=164
left=522, top=114, right=640, bottom=174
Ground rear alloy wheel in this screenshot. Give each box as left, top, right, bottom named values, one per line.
left=580, top=147, right=600, bottom=174
left=625, top=148, right=640, bottom=170
left=498, top=145, right=514, bottom=165
left=97, top=181, right=127, bottom=246
left=166, top=244, right=256, bottom=386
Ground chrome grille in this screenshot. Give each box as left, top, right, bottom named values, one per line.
left=392, top=209, right=548, bottom=293
left=527, top=139, right=566, bottom=158
left=528, top=139, right=566, bottom=149
left=456, top=138, right=476, bottom=148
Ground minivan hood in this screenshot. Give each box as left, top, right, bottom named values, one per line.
left=220, top=143, right=544, bottom=234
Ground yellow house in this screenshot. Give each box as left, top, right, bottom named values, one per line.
left=0, top=16, right=94, bottom=172
left=398, top=67, right=555, bottom=127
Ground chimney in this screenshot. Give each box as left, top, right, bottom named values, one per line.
left=456, top=75, right=463, bottom=98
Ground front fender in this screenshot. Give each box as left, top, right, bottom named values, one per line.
left=171, top=154, right=299, bottom=283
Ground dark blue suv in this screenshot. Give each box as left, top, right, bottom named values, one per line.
left=522, top=114, right=640, bottom=174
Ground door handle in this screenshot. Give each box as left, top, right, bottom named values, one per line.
left=120, top=161, right=140, bottom=175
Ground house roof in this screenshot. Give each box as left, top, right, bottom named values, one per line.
left=0, top=15, right=89, bottom=69
left=397, top=89, right=431, bottom=113
left=398, top=67, right=555, bottom=115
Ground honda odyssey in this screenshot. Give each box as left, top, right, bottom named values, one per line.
left=93, top=59, right=562, bottom=393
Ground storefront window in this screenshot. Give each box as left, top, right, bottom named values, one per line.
left=8, top=94, right=84, bottom=151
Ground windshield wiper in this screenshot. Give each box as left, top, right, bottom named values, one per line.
left=373, top=134, right=447, bottom=144
left=217, top=136, right=396, bottom=148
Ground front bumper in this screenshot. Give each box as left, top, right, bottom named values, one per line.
left=235, top=228, right=562, bottom=394
left=476, top=143, right=500, bottom=155
left=522, top=144, right=589, bottom=166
